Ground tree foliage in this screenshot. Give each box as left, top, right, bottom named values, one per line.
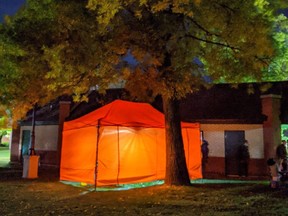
left=0, top=0, right=121, bottom=123
left=0, top=0, right=57, bottom=119
left=0, top=0, right=286, bottom=120
left=263, top=13, right=288, bottom=81
left=87, top=0, right=287, bottom=97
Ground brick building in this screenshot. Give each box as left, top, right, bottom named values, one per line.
left=9, top=82, right=288, bottom=178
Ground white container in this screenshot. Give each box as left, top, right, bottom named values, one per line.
left=22, top=155, right=40, bottom=179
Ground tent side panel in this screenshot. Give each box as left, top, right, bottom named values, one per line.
left=97, top=127, right=166, bottom=185
left=116, top=127, right=164, bottom=184
left=60, top=126, right=97, bottom=184
left=96, top=126, right=120, bottom=185
left=182, top=127, right=202, bottom=179
left=156, top=129, right=166, bottom=180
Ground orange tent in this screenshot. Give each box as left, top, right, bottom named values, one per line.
left=60, top=100, right=202, bottom=186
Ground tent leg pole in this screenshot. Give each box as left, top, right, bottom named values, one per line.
left=94, top=120, right=100, bottom=191
left=117, top=126, right=120, bottom=186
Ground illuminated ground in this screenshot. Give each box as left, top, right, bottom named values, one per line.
left=1, top=168, right=288, bottom=215
left=0, top=146, right=286, bottom=215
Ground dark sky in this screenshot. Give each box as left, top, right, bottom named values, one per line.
left=0, top=0, right=26, bottom=23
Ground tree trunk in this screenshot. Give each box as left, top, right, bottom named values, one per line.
left=163, top=96, right=191, bottom=186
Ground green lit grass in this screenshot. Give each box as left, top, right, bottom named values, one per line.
left=0, top=146, right=10, bottom=167
left=60, top=178, right=268, bottom=192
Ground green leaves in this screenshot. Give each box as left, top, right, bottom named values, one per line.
left=0, top=0, right=103, bottom=123
left=87, top=0, right=122, bottom=27
left=262, top=13, right=288, bottom=81
left=96, top=0, right=279, bottom=98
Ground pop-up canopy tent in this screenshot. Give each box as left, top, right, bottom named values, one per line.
left=60, top=100, right=201, bottom=186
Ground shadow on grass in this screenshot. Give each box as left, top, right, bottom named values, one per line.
left=237, top=183, right=288, bottom=198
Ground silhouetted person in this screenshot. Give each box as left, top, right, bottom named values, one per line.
left=201, top=140, right=209, bottom=178
left=276, top=140, right=287, bottom=171
left=239, top=140, right=250, bottom=177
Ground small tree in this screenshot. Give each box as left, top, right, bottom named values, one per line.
left=0, top=130, right=8, bottom=146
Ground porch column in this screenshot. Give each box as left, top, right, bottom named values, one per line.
left=261, top=94, right=282, bottom=160
left=57, top=101, right=71, bottom=168
left=10, top=124, right=21, bottom=164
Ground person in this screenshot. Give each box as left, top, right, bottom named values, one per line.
left=239, top=140, right=250, bottom=177
left=267, top=158, right=280, bottom=188
left=276, top=140, right=287, bottom=171
left=201, top=140, right=209, bottom=178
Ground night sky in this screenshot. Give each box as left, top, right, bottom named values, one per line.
left=0, top=0, right=26, bottom=23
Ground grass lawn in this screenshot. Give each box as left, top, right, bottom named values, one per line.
left=0, top=146, right=10, bottom=167
left=0, top=147, right=286, bottom=215
left=1, top=173, right=288, bottom=215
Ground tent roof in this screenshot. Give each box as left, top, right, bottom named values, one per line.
left=64, top=99, right=199, bottom=131
left=64, top=100, right=165, bottom=130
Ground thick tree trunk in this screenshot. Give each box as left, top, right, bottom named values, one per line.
left=163, top=96, right=191, bottom=186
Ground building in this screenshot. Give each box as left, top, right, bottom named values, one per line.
left=9, top=82, right=288, bottom=177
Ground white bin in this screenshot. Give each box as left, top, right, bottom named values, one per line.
left=22, top=155, right=40, bottom=179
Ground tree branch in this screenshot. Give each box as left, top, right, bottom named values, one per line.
left=184, top=34, right=240, bottom=51
left=254, top=55, right=271, bottom=66
left=216, top=3, right=236, bottom=14
left=187, top=17, right=220, bottom=37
